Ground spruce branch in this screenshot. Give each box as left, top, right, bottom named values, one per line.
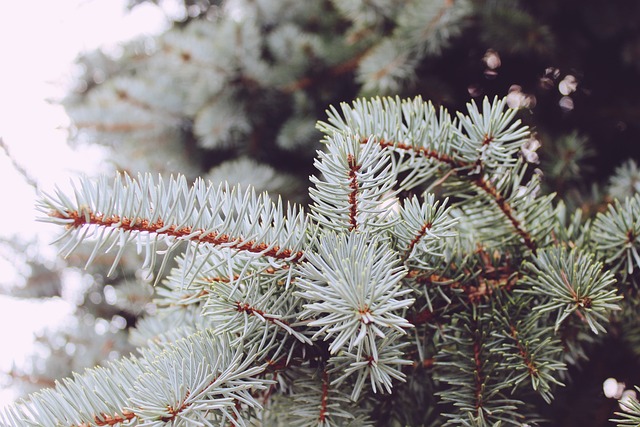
left=395, top=193, right=457, bottom=264
left=319, top=96, right=544, bottom=252
left=0, top=332, right=267, bottom=427
left=38, top=173, right=309, bottom=277
left=296, top=232, right=414, bottom=356
left=7, top=95, right=625, bottom=425
left=279, top=48, right=371, bottom=94
left=310, top=133, right=398, bottom=232
left=592, top=194, right=640, bottom=277
left=520, top=247, right=621, bottom=334
left=394, top=0, right=471, bottom=58
left=491, top=294, right=566, bottom=404
left=608, top=159, right=640, bottom=200
left=435, top=308, right=523, bottom=426
left=266, top=366, right=372, bottom=426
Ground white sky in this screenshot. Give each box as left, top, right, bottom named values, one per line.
left=0, top=0, right=169, bottom=408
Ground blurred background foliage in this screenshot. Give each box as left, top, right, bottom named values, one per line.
left=3, top=0, right=640, bottom=425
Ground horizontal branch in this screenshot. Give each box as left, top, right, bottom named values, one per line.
left=87, top=410, right=135, bottom=427
left=52, top=209, right=305, bottom=263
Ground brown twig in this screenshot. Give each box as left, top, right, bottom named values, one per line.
left=52, top=209, right=304, bottom=262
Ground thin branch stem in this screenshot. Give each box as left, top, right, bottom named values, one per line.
left=509, top=324, right=538, bottom=377
left=318, top=368, right=330, bottom=423
left=347, top=154, right=361, bottom=231
left=52, top=209, right=305, bottom=262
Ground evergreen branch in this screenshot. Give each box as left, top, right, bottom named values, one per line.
left=347, top=154, right=361, bottom=231
left=319, top=368, right=330, bottom=423
left=129, top=309, right=203, bottom=347
left=272, top=366, right=371, bottom=426
left=360, top=39, right=416, bottom=94
left=491, top=295, right=566, bottom=404
left=435, top=310, right=523, bottom=426
left=396, top=195, right=457, bottom=258
left=52, top=208, right=304, bottom=261
left=394, top=0, right=471, bottom=57
left=471, top=174, right=537, bottom=252
left=112, top=86, right=182, bottom=120
left=203, top=273, right=312, bottom=346
left=38, top=173, right=308, bottom=276
left=296, top=232, right=414, bottom=356
left=410, top=247, right=520, bottom=305
left=20, top=92, right=626, bottom=424
left=455, top=97, right=530, bottom=169
left=320, top=96, right=539, bottom=251
left=157, top=245, right=297, bottom=312
left=381, top=138, right=538, bottom=251
left=310, top=133, right=398, bottom=232
left=520, top=247, right=621, bottom=334
left=592, top=194, right=640, bottom=276
left=376, top=138, right=459, bottom=167
left=0, top=332, right=266, bottom=427
left=73, top=121, right=158, bottom=133
left=330, top=334, right=412, bottom=401
left=51, top=209, right=303, bottom=262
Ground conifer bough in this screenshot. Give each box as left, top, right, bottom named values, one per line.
left=2, top=96, right=633, bottom=426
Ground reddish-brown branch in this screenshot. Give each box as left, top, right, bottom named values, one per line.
left=90, top=410, right=136, bottom=427
left=235, top=301, right=292, bottom=329
left=410, top=358, right=435, bottom=369
left=203, top=274, right=240, bottom=284
left=405, top=222, right=432, bottom=257
left=160, top=390, right=191, bottom=423
left=482, top=134, right=494, bottom=146
left=80, top=394, right=193, bottom=427
left=559, top=270, right=591, bottom=322
left=509, top=325, right=538, bottom=377
left=410, top=266, right=519, bottom=305
left=115, top=89, right=179, bottom=120
left=347, top=154, right=361, bottom=231
left=420, top=0, right=455, bottom=41
left=260, top=372, right=280, bottom=406
left=160, top=391, right=192, bottom=422
left=52, top=209, right=304, bottom=262
left=375, top=139, right=460, bottom=168
left=471, top=176, right=537, bottom=253
left=318, top=369, right=330, bottom=422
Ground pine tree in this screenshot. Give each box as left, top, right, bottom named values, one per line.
left=1, top=94, right=638, bottom=426
left=5, top=0, right=640, bottom=425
